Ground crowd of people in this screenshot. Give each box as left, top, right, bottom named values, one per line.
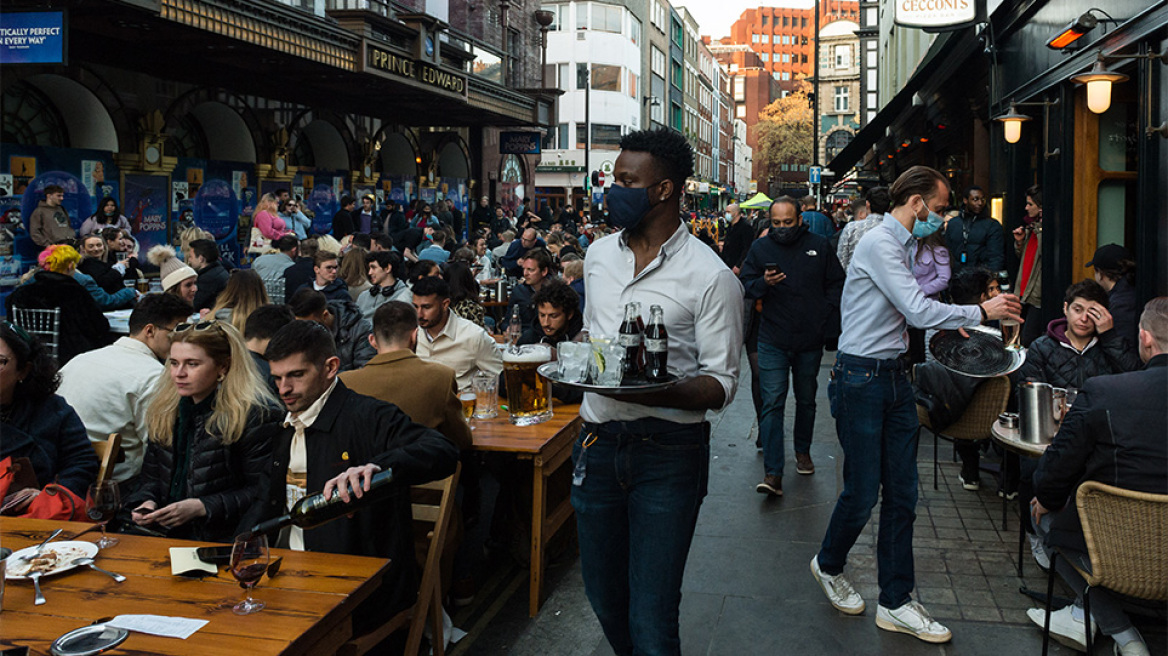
left=4, top=130, right=1164, bottom=656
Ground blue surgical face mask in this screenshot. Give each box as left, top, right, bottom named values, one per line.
left=913, top=205, right=945, bottom=238
left=606, top=181, right=662, bottom=231
left=724, top=211, right=733, bottom=222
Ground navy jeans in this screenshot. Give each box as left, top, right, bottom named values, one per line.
left=818, top=353, right=920, bottom=609
left=758, top=343, right=822, bottom=476
left=571, top=420, right=710, bottom=656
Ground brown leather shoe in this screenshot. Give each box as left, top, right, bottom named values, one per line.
left=756, top=474, right=782, bottom=496
left=796, top=452, right=815, bottom=475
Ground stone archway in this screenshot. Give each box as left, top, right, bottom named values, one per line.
left=163, top=88, right=265, bottom=162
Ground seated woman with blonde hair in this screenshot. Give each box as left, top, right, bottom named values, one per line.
left=125, top=320, right=280, bottom=541
left=208, top=269, right=270, bottom=333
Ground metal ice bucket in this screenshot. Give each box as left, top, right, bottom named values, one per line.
left=1019, top=381, right=1058, bottom=445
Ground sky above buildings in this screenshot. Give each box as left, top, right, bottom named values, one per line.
left=681, top=0, right=817, bottom=40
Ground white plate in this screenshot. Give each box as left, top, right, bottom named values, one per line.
left=6, top=541, right=99, bottom=580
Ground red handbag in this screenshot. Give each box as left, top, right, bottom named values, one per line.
left=0, top=456, right=90, bottom=521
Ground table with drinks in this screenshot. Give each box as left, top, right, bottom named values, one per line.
left=467, top=341, right=582, bottom=618
left=0, top=517, right=390, bottom=655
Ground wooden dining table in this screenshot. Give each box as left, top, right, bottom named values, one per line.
left=1, top=517, right=389, bottom=655
left=471, top=403, right=582, bottom=617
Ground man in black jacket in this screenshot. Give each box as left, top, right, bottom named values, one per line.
left=263, top=320, right=460, bottom=638
left=1026, top=298, right=1167, bottom=656
left=282, top=237, right=318, bottom=304
left=331, top=196, right=356, bottom=240
left=719, top=203, right=753, bottom=274
left=187, top=239, right=229, bottom=312
left=740, top=196, right=845, bottom=494
left=944, top=186, right=1004, bottom=275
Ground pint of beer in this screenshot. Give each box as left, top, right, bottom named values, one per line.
left=503, top=345, right=553, bottom=426
left=459, top=391, right=477, bottom=420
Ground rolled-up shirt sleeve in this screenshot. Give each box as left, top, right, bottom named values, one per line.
left=867, top=238, right=980, bottom=330
left=694, top=268, right=744, bottom=409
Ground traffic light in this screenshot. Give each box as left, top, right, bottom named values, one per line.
left=807, top=92, right=816, bottom=107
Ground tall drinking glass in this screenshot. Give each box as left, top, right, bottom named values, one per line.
left=230, top=534, right=270, bottom=615
left=472, top=372, right=499, bottom=419
left=86, top=482, right=120, bottom=548
left=503, top=344, right=553, bottom=425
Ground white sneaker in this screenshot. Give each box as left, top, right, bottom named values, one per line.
left=876, top=601, right=953, bottom=643
left=1027, top=606, right=1097, bottom=652
left=1115, top=640, right=1151, bottom=656
left=1029, top=533, right=1051, bottom=570
left=810, top=555, right=865, bottom=615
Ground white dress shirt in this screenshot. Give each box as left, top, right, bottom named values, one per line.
left=57, top=337, right=164, bottom=484
left=838, top=214, right=981, bottom=360
left=582, top=224, right=744, bottom=424
left=283, top=377, right=338, bottom=551
left=416, top=311, right=504, bottom=390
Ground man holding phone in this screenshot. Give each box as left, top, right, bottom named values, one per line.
left=740, top=196, right=845, bottom=495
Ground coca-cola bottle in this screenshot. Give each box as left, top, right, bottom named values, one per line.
left=619, top=302, right=643, bottom=378
left=645, top=305, right=669, bottom=381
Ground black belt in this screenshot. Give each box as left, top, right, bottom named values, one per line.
left=837, top=352, right=911, bottom=373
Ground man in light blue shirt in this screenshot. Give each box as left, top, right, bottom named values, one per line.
left=811, top=166, right=1021, bottom=644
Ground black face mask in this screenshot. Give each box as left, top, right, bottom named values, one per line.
left=772, top=226, right=801, bottom=245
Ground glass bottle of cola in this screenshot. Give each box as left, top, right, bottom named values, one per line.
left=645, top=304, right=669, bottom=381
left=619, top=302, right=644, bottom=378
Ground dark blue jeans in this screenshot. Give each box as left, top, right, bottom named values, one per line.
left=758, top=343, right=822, bottom=476
left=818, top=353, right=920, bottom=609
left=571, top=420, right=710, bottom=656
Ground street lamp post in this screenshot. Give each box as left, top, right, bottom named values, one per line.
left=535, top=10, right=554, bottom=87
left=812, top=0, right=820, bottom=203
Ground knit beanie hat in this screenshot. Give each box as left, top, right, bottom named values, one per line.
left=147, top=245, right=197, bottom=291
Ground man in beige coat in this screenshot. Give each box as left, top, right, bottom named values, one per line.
left=339, top=300, right=472, bottom=451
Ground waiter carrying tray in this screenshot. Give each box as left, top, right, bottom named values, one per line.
left=810, top=165, right=1022, bottom=643
left=574, top=128, right=744, bottom=656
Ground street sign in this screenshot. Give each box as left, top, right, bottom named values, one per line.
left=809, top=166, right=822, bottom=185
left=596, top=171, right=605, bottom=186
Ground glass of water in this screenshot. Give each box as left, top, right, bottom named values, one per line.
left=596, top=343, right=625, bottom=387
left=558, top=342, right=591, bottom=383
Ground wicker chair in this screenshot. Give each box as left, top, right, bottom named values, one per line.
left=1041, top=481, right=1168, bottom=656
left=920, top=375, right=1010, bottom=492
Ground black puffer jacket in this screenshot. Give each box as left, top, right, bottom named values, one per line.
left=1013, top=318, right=1141, bottom=390
left=125, top=396, right=281, bottom=542
left=5, top=271, right=111, bottom=364
left=329, top=299, right=376, bottom=372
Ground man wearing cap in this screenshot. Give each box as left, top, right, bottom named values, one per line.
left=1087, top=243, right=1138, bottom=349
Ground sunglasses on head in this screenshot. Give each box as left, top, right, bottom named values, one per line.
left=173, top=320, right=225, bottom=334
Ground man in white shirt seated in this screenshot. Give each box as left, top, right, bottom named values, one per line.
left=57, top=293, right=194, bottom=490
left=412, top=276, right=503, bottom=390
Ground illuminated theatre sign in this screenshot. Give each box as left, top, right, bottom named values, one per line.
left=365, top=43, right=468, bottom=99
left=895, top=0, right=982, bottom=31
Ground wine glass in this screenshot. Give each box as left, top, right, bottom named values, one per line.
left=86, top=482, right=120, bottom=548
left=230, top=533, right=270, bottom=615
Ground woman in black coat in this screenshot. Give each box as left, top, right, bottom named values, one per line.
left=5, top=245, right=110, bottom=364
left=125, top=319, right=280, bottom=542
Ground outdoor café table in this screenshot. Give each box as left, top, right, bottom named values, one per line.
left=991, top=419, right=1050, bottom=578
left=0, top=517, right=389, bottom=655
left=103, top=309, right=132, bottom=335
left=471, top=403, right=583, bottom=617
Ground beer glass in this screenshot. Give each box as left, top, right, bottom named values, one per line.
left=1000, top=319, right=1022, bottom=351
left=459, top=390, right=477, bottom=421
left=503, top=344, right=553, bottom=425
left=472, top=372, right=498, bottom=419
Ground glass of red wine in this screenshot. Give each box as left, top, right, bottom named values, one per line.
left=230, top=534, right=270, bottom=615
left=86, top=482, right=120, bottom=548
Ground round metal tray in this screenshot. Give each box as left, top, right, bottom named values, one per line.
left=51, top=625, right=130, bottom=656
left=538, top=362, right=680, bottom=395
left=929, top=325, right=1027, bottom=378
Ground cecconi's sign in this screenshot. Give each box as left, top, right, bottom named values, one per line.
left=895, top=0, right=980, bottom=31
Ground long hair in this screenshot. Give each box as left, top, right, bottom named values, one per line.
left=339, top=248, right=368, bottom=287
left=915, top=230, right=948, bottom=263
left=1, top=323, right=60, bottom=405
left=209, top=269, right=270, bottom=335
left=444, top=260, right=480, bottom=304
left=92, top=197, right=121, bottom=225
left=255, top=193, right=279, bottom=217
left=146, top=321, right=276, bottom=447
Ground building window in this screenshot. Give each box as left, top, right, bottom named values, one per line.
left=630, top=15, right=641, bottom=44
left=833, top=85, right=849, bottom=112
left=773, top=71, right=781, bottom=80
left=761, top=53, right=769, bottom=62
left=752, top=33, right=759, bottom=43
left=651, top=46, right=666, bottom=76
left=761, top=34, right=769, bottom=43
left=592, top=64, right=622, bottom=92
left=672, top=61, right=683, bottom=90
left=592, top=4, right=621, bottom=33
left=576, top=62, right=587, bottom=88
left=762, top=15, right=768, bottom=25
left=783, top=16, right=789, bottom=27
left=628, top=71, right=638, bottom=98
left=736, top=104, right=746, bottom=118
left=834, top=44, right=851, bottom=69
left=576, top=3, right=587, bottom=30
left=672, top=103, right=683, bottom=129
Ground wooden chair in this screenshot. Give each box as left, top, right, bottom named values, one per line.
left=338, top=462, right=461, bottom=656
left=11, top=307, right=62, bottom=359
left=1041, top=481, right=1168, bottom=656
left=91, top=433, right=121, bottom=488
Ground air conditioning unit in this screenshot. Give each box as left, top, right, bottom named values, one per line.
left=577, top=32, right=586, bottom=40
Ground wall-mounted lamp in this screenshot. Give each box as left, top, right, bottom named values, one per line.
left=994, top=98, right=1061, bottom=158
left=642, top=96, right=661, bottom=106
left=990, top=197, right=1004, bottom=224
left=993, top=103, right=1032, bottom=144
left=1069, top=56, right=1128, bottom=113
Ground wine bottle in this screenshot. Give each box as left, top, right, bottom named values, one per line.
left=239, top=469, right=395, bottom=540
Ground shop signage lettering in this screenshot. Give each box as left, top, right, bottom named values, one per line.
left=500, top=132, right=541, bottom=155
left=0, top=11, right=66, bottom=64
left=895, top=0, right=979, bottom=30
left=367, top=45, right=467, bottom=96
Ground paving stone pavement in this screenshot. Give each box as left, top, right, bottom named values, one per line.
left=454, top=357, right=1166, bottom=655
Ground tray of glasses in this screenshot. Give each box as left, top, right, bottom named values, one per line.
left=538, top=362, right=680, bottom=395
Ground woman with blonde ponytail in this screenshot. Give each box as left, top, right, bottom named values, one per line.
left=125, top=320, right=280, bottom=541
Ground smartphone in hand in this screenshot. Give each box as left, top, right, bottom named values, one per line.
left=764, top=263, right=782, bottom=274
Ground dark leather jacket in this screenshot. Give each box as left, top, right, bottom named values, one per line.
left=125, top=397, right=281, bottom=542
